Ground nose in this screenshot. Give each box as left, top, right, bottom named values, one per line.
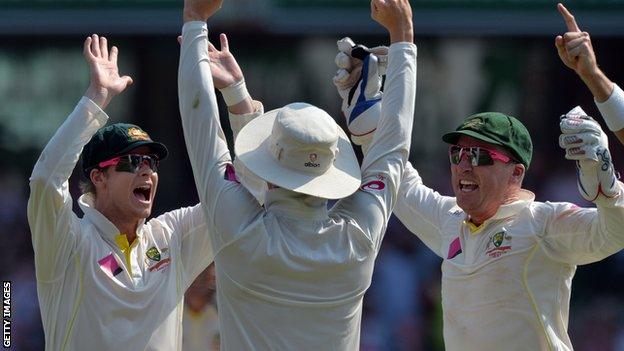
left=138, top=161, right=153, bottom=176
left=457, top=152, right=473, bottom=172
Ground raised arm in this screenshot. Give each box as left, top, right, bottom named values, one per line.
left=547, top=106, right=624, bottom=264
left=332, top=0, right=416, bottom=249
left=555, top=3, right=624, bottom=145
left=27, top=35, right=132, bottom=282
left=179, top=0, right=262, bottom=244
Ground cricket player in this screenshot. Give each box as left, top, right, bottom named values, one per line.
left=178, top=0, right=416, bottom=349
left=28, top=35, right=214, bottom=350
left=331, top=4, right=624, bottom=350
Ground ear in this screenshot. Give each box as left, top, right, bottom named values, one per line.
left=90, top=168, right=108, bottom=188
left=510, top=163, right=525, bottom=185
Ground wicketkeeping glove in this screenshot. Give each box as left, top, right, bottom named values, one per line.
left=559, top=106, right=620, bottom=201
left=332, top=37, right=387, bottom=146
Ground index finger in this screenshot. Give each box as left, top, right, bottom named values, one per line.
left=557, top=3, right=581, bottom=32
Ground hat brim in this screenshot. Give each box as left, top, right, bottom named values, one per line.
left=234, top=108, right=362, bottom=199
left=442, top=130, right=502, bottom=147
left=118, top=140, right=169, bottom=161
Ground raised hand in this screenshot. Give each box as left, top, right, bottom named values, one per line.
left=333, top=37, right=387, bottom=147
left=208, top=34, right=244, bottom=89
left=554, top=3, right=597, bottom=78
left=370, top=0, right=413, bottom=43
left=83, top=34, right=133, bottom=109
left=183, top=0, right=223, bottom=22
left=559, top=106, right=618, bottom=201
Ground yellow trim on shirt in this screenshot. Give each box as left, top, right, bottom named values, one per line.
left=463, top=219, right=484, bottom=234
left=114, top=234, right=138, bottom=275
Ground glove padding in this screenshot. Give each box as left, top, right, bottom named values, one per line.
left=332, top=37, right=387, bottom=146
left=559, top=106, right=619, bottom=201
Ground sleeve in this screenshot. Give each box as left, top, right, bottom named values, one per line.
left=537, top=185, right=624, bottom=265
left=393, top=162, right=456, bottom=258
left=155, top=204, right=212, bottom=288
left=228, top=100, right=263, bottom=140
left=178, top=22, right=263, bottom=251
left=27, top=97, right=109, bottom=282
left=331, top=42, right=417, bottom=250
left=595, top=83, right=624, bottom=132
left=228, top=101, right=269, bottom=204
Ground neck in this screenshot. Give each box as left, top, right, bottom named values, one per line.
left=468, top=188, right=521, bottom=226
left=94, top=199, right=140, bottom=243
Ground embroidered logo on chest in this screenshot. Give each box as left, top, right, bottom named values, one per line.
left=485, top=229, right=512, bottom=258
left=145, top=247, right=171, bottom=273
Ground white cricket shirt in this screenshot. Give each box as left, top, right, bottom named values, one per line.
left=178, top=21, right=417, bottom=350
left=27, top=97, right=213, bottom=350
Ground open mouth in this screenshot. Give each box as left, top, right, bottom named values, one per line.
left=459, top=179, right=478, bottom=192
left=133, top=184, right=152, bottom=203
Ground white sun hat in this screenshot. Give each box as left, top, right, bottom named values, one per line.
left=235, top=102, right=362, bottom=199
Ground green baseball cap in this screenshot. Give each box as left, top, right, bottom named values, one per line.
left=81, top=123, right=168, bottom=174
left=442, top=112, right=533, bottom=168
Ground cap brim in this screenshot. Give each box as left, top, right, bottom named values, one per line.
left=118, top=141, right=169, bottom=160
left=234, top=108, right=362, bottom=199
left=442, top=130, right=502, bottom=147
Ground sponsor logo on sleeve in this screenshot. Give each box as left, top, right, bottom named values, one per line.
left=360, top=173, right=387, bottom=192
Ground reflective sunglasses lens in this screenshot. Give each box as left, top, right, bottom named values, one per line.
left=475, top=148, right=494, bottom=166
left=449, top=146, right=462, bottom=164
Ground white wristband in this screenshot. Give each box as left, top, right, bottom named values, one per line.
left=596, top=84, right=624, bottom=131
left=219, top=80, right=249, bottom=106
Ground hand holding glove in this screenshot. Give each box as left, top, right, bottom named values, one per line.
left=332, top=37, right=387, bottom=146
left=559, top=106, right=619, bottom=201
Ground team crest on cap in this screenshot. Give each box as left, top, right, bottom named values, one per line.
left=127, top=127, right=150, bottom=141
left=309, top=153, right=317, bottom=162
left=463, top=118, right=483, bottom=129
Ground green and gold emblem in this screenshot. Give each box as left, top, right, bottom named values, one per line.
left=146, top=247, right=161, bottom=261
left=492, top=231, right=505, bottom=248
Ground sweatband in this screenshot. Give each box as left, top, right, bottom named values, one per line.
left=220, top=80, right=249, bottom=106
left=595, top=84, right=624, bottom=131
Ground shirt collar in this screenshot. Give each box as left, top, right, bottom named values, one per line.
left=78, top=193, right=145, bottom=243
left=449, top=189, right=535, bottom=231
left=263, top=188, right=328, bottom=220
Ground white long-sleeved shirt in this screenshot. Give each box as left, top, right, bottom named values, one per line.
left=178, top=21, right=416, bottom=350
left=27, top=97, right=212, bottom=351
left=393, top=86, right=624, bottom=351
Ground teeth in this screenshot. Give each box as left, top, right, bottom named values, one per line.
left=460, top=180, right=477, bottom=186
left=137, top=185, right=151, bottom=190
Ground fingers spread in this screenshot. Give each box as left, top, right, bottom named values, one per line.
left=91, top=34, right=101, bottom=57
left=110, top=46, right=119, bottom=64
left=100, top=36, right=109, bottom=60
left=220, top=33, right=229, bottom=52
left=83, top=37, right=95, bottom=59
left=208, top=41, right=218, bottom=52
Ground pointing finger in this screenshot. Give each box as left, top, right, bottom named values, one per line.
left=557, top=3, right=581, bottom=32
